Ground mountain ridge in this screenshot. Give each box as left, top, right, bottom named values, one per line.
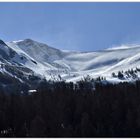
left=0, top=38, right=140, bottom=83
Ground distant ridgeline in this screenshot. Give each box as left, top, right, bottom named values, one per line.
left=0, top=38, right=140, bottom=83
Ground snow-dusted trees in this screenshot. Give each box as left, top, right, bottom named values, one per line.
left=112, top=72, right=117, bottom=77
left=118, top=71, right=124, bottom=79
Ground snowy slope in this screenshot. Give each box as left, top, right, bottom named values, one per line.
left=5, top=39, right=140, bottom=82
left=0, top=39, right=39, bottom=84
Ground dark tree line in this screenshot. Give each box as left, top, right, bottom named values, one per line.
left=0, top=79, right=140, bottom=137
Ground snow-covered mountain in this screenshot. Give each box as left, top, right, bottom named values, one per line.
left=0, top=38, right=140, bottom=83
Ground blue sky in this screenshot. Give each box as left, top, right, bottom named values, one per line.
left=1, top=2, right=140, bottom=51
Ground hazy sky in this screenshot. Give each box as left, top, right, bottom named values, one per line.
left=1, top=2, right=140, bottom=51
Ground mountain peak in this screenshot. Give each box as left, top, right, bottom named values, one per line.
left=23, top=38, right=35, bottom=43
left=13, top=38, right=39, bottom=47
left=11, top=38, right=35, bottom=44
